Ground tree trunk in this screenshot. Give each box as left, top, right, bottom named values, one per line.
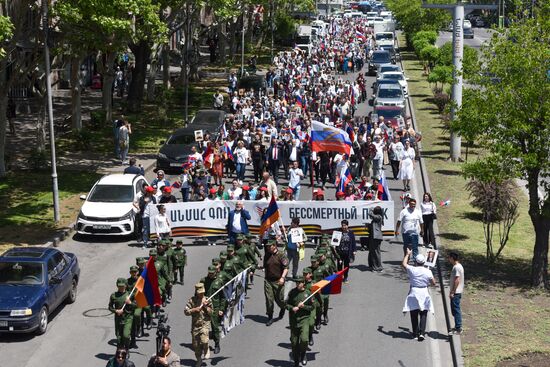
left=218, top=22, right=227, bottom=62
left=0, top=92, right=7, bottom=177
left=127, top=40, right=150, bottom=112
left=162, top=45, right=170, bottom=89
left=228, top=20, right=238, bottom=60
left=101, top=51, right=116, bottom=124
left=36, top=97, right=47, bottom=153
left=70, top=56, right=82, bottom=130
left=527, top=169, right=550, bottom=288
left=147, top=45, right=160, bottom=102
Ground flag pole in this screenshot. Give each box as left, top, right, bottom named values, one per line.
left=121, top=284, right=138, bottom=312
left=205, top=266, right=252, bottom=303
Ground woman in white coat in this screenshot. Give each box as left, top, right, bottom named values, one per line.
left=401, top=248, right=436, bottom=341
left=397, top=139, right=415, bottom=191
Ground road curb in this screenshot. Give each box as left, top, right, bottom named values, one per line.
left=399, top=34, right=465, bottom=367
left=39, top=158, right=158, bottom=248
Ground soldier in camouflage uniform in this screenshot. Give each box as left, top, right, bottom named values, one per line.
left=286, top=276, right=313, bottom=367
left=184, top=283, right=213, bottom=367
left=108, top=278, right=136, bottom=351
left=173, top=240, right=187, bottom=284
left=136, top=257, right=153, bottom=329
left=310, top=254, right=328, bottom=328
left=156, top=241, right=173, bottom=301
left=245, top=234, right=262, bottom=285
left=205, top=265, right=228, bottom=355
left=126, top=266, right=141, bottom=348
left=302, top=266, right=320, bottom=346
left=315, top=248, right=332, bottom=325
left=223, top=245, right=240, bottom=278
left=150, top=248, right=169, bottom=309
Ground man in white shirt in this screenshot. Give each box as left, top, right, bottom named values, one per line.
left=395, top=198, right=424, bottom=258
left=189, top=146, right=203, bottom=164
left=227, top=179, right=243, bottom=200
left=448, top=252, right=464, bottom=334
left=288, top=161, right=304, bottom=200
left=372, top=135, right=384, bottom=179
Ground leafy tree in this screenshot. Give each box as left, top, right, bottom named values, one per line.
left=436, top=42, right=479, bottom=80
left=0, top=15, right=13, bottom=58
left=55, top=0, right=166, bottom=123
left=454, top=12, right=550, bottom=288
left=419, top=45, right=439, bottom=72
left=427, top=65, right=453, bottom=90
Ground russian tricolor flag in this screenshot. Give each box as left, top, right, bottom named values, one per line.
left=295, top=95, right=303, bottom=108
left=336, top=167, right=353, bottom=193
left=135, top=257, right=162, bottom=308
left=223, top=142, right=234, bottom=161
left=311, top=120, right=352, bottom=156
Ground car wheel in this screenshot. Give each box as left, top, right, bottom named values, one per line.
left=66, top=278, right=77, bottom=304
left=36, top=306, right=48, bottom=335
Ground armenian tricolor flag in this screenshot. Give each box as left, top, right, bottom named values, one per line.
left=135, top=257, right=162, bottom=308
left=311, top=268, right=347, bottom=295
left=259, top=196, right=281, bottom=237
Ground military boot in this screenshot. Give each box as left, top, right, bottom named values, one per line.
left=214, top=342, right=220, bottom=354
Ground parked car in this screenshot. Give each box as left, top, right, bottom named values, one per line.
left=156, top=110, right=224, bottom=172
left=75, top=173, right=148, bottom=236
left=368, top=50, right=392, bottom=76
left=0, top=247, right=80, bottom=334
left=373, top=83, right=406, bottom=109
left=378, top=63, right=401, bottom=74
left=377, top=71, right=409, bottom=96
left=463, top=27, right=474, bottom=39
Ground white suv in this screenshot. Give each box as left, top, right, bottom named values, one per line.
left=75, top=174, right=148, bottom=236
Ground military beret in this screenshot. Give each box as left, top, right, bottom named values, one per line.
left=302, top=267, right=312, bottom=274
left=208, top=265, right=217, bottom=273
left=116, top=277, right=127, bottom=286
left=149, top=249, right=157, bottom=256
left=130, top=265, right=139, bottom=272
left=294, top=276, right=305, bottom=283
left=195, top=283, right=205, bottom=293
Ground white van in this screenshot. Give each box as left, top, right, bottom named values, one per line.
left=375, top=32, right=395, bottom=47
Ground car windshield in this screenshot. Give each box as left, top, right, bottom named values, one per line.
left=167, top=134, right=195, bottom=145
left=376, top=34, right=393, bottom=40
left=381, top=66, right=399, bottom=73
left=87, top=185, right=134, bottom=203
left=378, top=88, right=403, bottom=98
left=372, top=53, right=391, bottom=63
left=0, top=261, right=43, bottom=285
left=296, top=36, right=310, bottom=45
left=383, top=73, right=403, bottom=80
left=376, top=109, right=403, bottom=119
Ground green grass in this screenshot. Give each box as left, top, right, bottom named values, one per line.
left=0, top=170, right=102, bottom=248
left=398, top=33, right=550, bottom=366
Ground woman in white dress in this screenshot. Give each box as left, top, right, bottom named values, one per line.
left=401, top=249, right=436, bottom=341
left=398, top=139, right=415, bottom=191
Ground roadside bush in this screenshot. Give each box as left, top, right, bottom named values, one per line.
left=427, top=65, right=453, bottom=90
left=27, top=148, right=48, bottom=170
left=71, top=129, right=93, bottom=151
left=413, top=30, right=438, bottom=45
left=90, top=110, right=106, bottom=130
left=419, top=45, right=439, bottom=71
left=436, top=42, right=479, bottom=79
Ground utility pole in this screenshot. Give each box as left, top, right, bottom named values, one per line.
left=183, top=2, right=191, bottom=125
left=270, top=0, right=274, bottom=61
left=241, top=14, right=245, bottom=77
left=42, top=0, right=60, bottom=222
left=421, top=1, right=497, bottom=162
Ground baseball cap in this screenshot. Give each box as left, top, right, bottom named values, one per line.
left=163, top=186, right=172, bottom=193
left=415, top=254, right=426, bottom=264
left=145, top=186, right=155, bottom=193
left=129, top=265, right=138, bottom=272
left=116, top=278, right=127, bottom=286
left=208, top=265, right=217, bottom=273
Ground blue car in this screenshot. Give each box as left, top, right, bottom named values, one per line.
left=0, top=247, right=80, bottom=334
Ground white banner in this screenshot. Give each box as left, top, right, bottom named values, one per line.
left=150, top=200, right=395, bottom=237
left=222, top=269, right=248, bottom=337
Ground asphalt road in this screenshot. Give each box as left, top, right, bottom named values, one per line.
left=436, top=27, right=493, bottom=51
left=0, top=68, right=453, bottom=367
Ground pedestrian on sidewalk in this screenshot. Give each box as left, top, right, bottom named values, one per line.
left=448, top=251, right=464, bottom=335
left=123, top=158, right=144, bottom=176
left=118, top=120, right=132, bottom=165
left=395, top=198, right=424, bottom=259
left=421, top=193, right=437, bottom=248
left=398, top=139, right=415, bottom=191
left=401, top=249, right=436, bottom=341
left=367, top=206, right=384, bottom=272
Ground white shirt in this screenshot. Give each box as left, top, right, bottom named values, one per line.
left=227, top=187, right=243, bottom=200
left=421, top=201, right=436, bottom=215
left=289, top=168, right=304, bottom=188
left=234, top=147, right=249, bottom=164
left=450, top=263, right=465, bottom=293
left=232, top=211, right=242, bottom=233
left=154, top=213, right=171, bottom=234
left=398, top=207, right=423, bottom=234
left=406, top=265, right=434, bottom=288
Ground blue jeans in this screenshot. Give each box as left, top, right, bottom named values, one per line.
left=450, top=293, right=462, bottom=329
left=402, top=232, right=419, bottom=258
left=142, top=217, right=151, bottom=246
left=236, top=163, right=246, bottom=181
left=300, top=155, right=309, bottom=177
left=292, top=185, right=301, bottom=201
left=181, top=188, right=190, bottom=202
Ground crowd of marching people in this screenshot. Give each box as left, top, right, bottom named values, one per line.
left=106, top=12, right=452, bottom=367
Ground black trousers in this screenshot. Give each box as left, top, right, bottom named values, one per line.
left=422, top=214, right=436, bottom=246
left=410, top=309, right=428, bottom=336
left=253, top=159, right=264, bottom=182
left=390, top=159, right=400, bottom=179
left=269, top=160, right=280, bottom=183
left=338, top=252, right=351, bottom=281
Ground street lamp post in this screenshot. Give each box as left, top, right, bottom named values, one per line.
left=241, top=14, right=245, bottom=77
left=42, top=0, right=60, bottom=222
left=421, top=1, right=497, bottom=162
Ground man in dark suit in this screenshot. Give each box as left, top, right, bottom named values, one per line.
left=266, top=138, right=281, bottom=184
left=124, top=158, right=145, bottom=175
left=226, top=201, right=251, bottom=244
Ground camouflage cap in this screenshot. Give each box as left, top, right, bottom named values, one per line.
left=220, top=254, right=228, bottom=260
left=208, top=265, right=217, bottom=273
left=219, top=250, right=227, bottom=256
left=175, top=240, right=183, bottom=245
left=236, top=234, right=245, bottom=240
left=129, top=265, right=139, bottom=272
left=294, top=276, right=305, bottom=283
left=212, top=258, right=220, bottom=265
left=136, top=257, right=146, bottom=265
left=310, top=255, right=319, bottom=262
left=149, top=248, right=158, bottom=256
left=227, top=245, right=235, bottom=251
left=168, top=237, right=174, bottom=242
left=116, top=277, right=127, bottom=286
left=302, top=267, right=312, bottom=274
